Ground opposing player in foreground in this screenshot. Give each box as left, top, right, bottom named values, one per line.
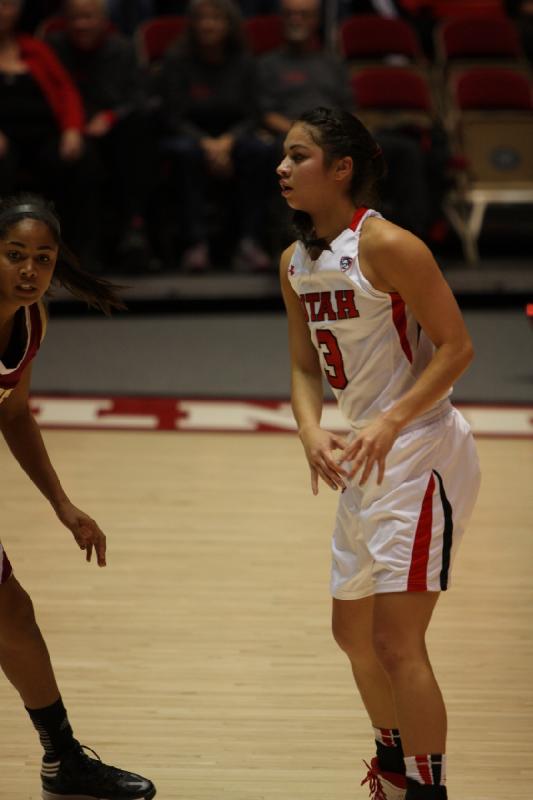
left=278, top=108, right=480, bottom=800
left=0, top=193, right=156, bottom=800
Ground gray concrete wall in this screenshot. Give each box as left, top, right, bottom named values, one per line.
left=31, top=310, right=533, bottom=403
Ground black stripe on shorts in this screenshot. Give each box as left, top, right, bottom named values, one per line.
left=432, top=469, right=453, bottom=591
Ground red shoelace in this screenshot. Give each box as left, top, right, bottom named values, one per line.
left=361, top=759, right=388, bottom=800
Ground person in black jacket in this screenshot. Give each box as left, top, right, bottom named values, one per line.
left=47, top=0, right=153, bottom=269
left=157, top=0, right=272, bottom=271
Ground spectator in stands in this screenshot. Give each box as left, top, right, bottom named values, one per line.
left=156, top=0, right=272, bottom=271
left=257, top=0, right=433, bottom=238
left=47, top=0, right=153, bottom=270
left=0, top=0, right=101, bottom=268
left=106, top=0, right=155, bottom=35
left=258, top=0, right=352, bottom=134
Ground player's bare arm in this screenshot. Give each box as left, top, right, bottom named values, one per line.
left=363, top=218, right=473, bottom=414
left=280, top=245, right=347, bottom=494
left=344, top=219, right=474, bottom=484
left=0, top=363, right=106, bottom=566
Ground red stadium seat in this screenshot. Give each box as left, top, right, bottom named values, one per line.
left=351, top=66, right=432, bottom=110
left=349, top=67, right=434, bottom=151
left=439, top=16, right=522, bottom=61
left=444, top=67, right=533, bottom=260
left=454, top=67, right=532, bottom=110
left=340, top=15, right=423, bottom=63
left=136, top=16, right=187, bottom=64
left=243, top=14, right=283, bottom=55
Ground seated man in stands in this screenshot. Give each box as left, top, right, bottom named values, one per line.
left=257, top=0, right=433, bottom=239
left=47, top=0, right=153, bottom=269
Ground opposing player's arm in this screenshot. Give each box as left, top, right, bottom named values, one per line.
left=0, top=363, right=106, bottom=565
left=0, top=362, right=70, bottom=508
left=363, top=221, right=474, bottom=431
left=280, top=246, right=347, bottom=493
left=0, top=361, right=32, bottom=424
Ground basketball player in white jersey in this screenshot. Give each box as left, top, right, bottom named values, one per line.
left=278, top=107, right=480, bottom=800
left=0, top=193, right=156, bottom=799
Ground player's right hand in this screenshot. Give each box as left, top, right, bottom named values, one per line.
left=55, top=499, right=107, bottom=567
left=299, top=425, right=348, bottom=495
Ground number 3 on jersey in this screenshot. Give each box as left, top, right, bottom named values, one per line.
left=316, top=329, right=348, bottom=390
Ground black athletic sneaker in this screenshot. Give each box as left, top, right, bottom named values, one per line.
left=41, top=744, right=156, bottom=799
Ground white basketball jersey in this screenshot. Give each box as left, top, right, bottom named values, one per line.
left=287, top=207, right=451, bottom=430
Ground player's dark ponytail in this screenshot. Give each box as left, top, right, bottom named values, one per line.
left=292, top=107, right=387, bottom=259
left=0, top=193, right=125, bottom=314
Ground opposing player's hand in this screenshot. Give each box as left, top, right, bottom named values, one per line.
left=55, top=500, right=107, bottom=567
left=299, top=425, right=348, bottom=495
left=341, top=416, right=400, bottom=486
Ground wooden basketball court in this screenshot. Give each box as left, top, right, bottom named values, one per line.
left=1, top=430, right=532, bottom=799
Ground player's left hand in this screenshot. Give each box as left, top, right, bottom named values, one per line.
left=340, top=416, right=401, bottom=486
left=54, top=500, right=107, bottom=567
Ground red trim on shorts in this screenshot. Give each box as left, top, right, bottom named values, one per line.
left=0, top=550, right=13, bottom=584
left=390, top=293, right=413, bottom=364
left=349, top=206, right=368, bottom=230
left=407, top=473, right=435, bottom=591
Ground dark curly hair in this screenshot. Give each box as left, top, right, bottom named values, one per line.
left=0, top=193, right=124, bottom=314
left=291, top=107, right=387, bottom=258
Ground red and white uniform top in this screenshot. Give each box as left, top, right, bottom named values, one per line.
left=0, top=301, right=47, bottom=406
left=287, top=207, right=451, bottom=430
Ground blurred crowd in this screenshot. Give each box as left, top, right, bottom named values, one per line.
left=1, top=0, right=532, bottom=273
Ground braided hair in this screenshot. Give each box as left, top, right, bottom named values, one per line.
left=291, top=107, right=387, bottom=259
left=0, top=193, right=124, bottom=314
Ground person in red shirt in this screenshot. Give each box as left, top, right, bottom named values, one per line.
left=0, top=0, right=103, bottom=271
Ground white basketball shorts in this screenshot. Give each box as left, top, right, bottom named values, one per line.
left=331, top=408, right=481, bottom=599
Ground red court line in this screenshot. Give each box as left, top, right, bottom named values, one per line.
left=28, top=394, right=533, bottom=439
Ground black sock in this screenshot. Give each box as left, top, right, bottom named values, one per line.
left=375, top=728, right=405, bottom=774
left=406, top=778, right=448, bottom=799
left=26, top=697, right=77, bottom=761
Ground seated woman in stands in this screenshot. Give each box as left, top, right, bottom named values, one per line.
left=156, top=0, right=272, bottom=272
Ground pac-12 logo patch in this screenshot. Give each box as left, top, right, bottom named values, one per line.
left=340, top=256, right=353, bottom=272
